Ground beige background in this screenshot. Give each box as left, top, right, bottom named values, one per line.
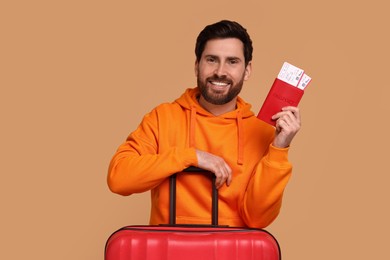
left=1, top=0, right=389, bottom=259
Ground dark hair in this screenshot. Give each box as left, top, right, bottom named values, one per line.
left=195, top=20, right=253, bottom=66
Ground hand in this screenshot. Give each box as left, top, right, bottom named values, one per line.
left=271, top=106, right=301, bottom=148
left=195, top=150, right=232, bottom=189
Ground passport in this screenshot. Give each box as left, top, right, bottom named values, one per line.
left=257, top=62, right=311, bottom=126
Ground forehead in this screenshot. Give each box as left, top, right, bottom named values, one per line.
left=202, top=38, right=245, bottom=59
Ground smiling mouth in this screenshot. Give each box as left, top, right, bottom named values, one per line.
left=208, top=77, right=233, bottom=90
left=210, top=81, right=230, bottom=86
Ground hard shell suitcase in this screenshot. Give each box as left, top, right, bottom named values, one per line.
left=105, top=167, right=281, bottom=260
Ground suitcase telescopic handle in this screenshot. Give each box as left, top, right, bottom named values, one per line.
left=169, top=166, right=218, bottom=226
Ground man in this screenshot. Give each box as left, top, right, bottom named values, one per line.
left=108, top=20, right=301, bottom=228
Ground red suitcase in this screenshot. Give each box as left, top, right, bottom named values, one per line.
left=105, top=167, right=281, bottom=260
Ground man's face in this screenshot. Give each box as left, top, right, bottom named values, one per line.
left=195, top=38, right=251, bottom=105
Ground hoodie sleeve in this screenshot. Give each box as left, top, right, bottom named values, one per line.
left=107, top=108, right=198, bottom=196
left=240, top=144, right=292, bottom=228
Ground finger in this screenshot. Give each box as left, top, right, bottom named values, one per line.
left=226, top=167, right=232, bottom=186
left=282, top=107, right=301, bottom=122
left=277, top=110, right=300, bottom=129
left=215, top=167, right=231, bottom=189
left=223, top=163, right=233, bottom=187
left=284, top=111, right=301, bottom=129
left=281, top=113, right=294, bottom=126
left=276, top=118, right=288, bottom=130
left=219, top=163, right=231, bottom=187
left=271, top=112, right=281, bottom=121
left=218, top=169, right=228, bottom=189
left=272, top=110, right=293, bottom=121
left=275, top=118, right=282, bottom=132
left=215, top=171, right=223, bottom=189
left=278, top=118, right=298, bottom=135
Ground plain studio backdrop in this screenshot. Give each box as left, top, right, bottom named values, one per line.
left=1, top=0, right=389, bottom=259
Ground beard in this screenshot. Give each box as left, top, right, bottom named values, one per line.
left=197, top=75, right=245, bottom=105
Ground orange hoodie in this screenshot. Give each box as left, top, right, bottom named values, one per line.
left=108, top=87, right=292, bottom=228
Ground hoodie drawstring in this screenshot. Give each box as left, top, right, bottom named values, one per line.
left=237, top=110, right=244, bottom=165
left=190, top=105, right=197, bottom=148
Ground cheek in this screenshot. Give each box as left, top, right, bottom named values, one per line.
left=197, top=67, right=211, bottom=79
left=230, top=71, right=245, bottom=82
left=199, top=62, right=218, bottom=74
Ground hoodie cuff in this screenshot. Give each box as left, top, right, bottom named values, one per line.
left=266, top=144, right=290, bottom=165
left=183, top=147, right=198, bottom=167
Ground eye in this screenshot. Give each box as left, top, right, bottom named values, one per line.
left=206, top=57, right=216, bottom=63
left=228, top=59, right=239, bottom=65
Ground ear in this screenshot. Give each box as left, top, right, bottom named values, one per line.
left=244, top=61, right=252, bottom=81
left=194, top=60, right=199, bottom=77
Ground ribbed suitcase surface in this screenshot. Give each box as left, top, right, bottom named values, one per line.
left=105, top=225, right=281, bottom=260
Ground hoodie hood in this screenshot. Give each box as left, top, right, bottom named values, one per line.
left=175, top=87, right=255, bottom=165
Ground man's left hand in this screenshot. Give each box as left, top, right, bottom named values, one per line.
left=271, top=106, right=301, bottom=148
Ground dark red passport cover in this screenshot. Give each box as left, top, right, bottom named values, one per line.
left=257, top=78, right=304, bottom=126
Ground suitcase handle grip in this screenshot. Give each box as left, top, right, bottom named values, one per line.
left=169, top=167, right=218, bottom=226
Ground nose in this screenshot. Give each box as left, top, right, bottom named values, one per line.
left=215, top=63, right=227, bottom=77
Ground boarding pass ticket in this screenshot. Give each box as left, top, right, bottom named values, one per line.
left=297, top=73, right=312, bottom=90
left=277, top=62, right=311, bottom=90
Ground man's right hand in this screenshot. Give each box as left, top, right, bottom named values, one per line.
left=195, top=150, right=232, bottom=189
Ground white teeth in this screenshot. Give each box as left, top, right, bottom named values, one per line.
left=211, top=81, right=229, bottom=86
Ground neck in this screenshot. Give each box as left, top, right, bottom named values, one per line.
left=198, top=96, right=237, bottom=116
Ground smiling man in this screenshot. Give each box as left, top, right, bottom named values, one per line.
left=108, top=20, right=301, bottom=228
left=196, top=38, right=250, bottom=114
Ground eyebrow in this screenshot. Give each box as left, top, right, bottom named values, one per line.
left=204, top=55, right=242, bottom=61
